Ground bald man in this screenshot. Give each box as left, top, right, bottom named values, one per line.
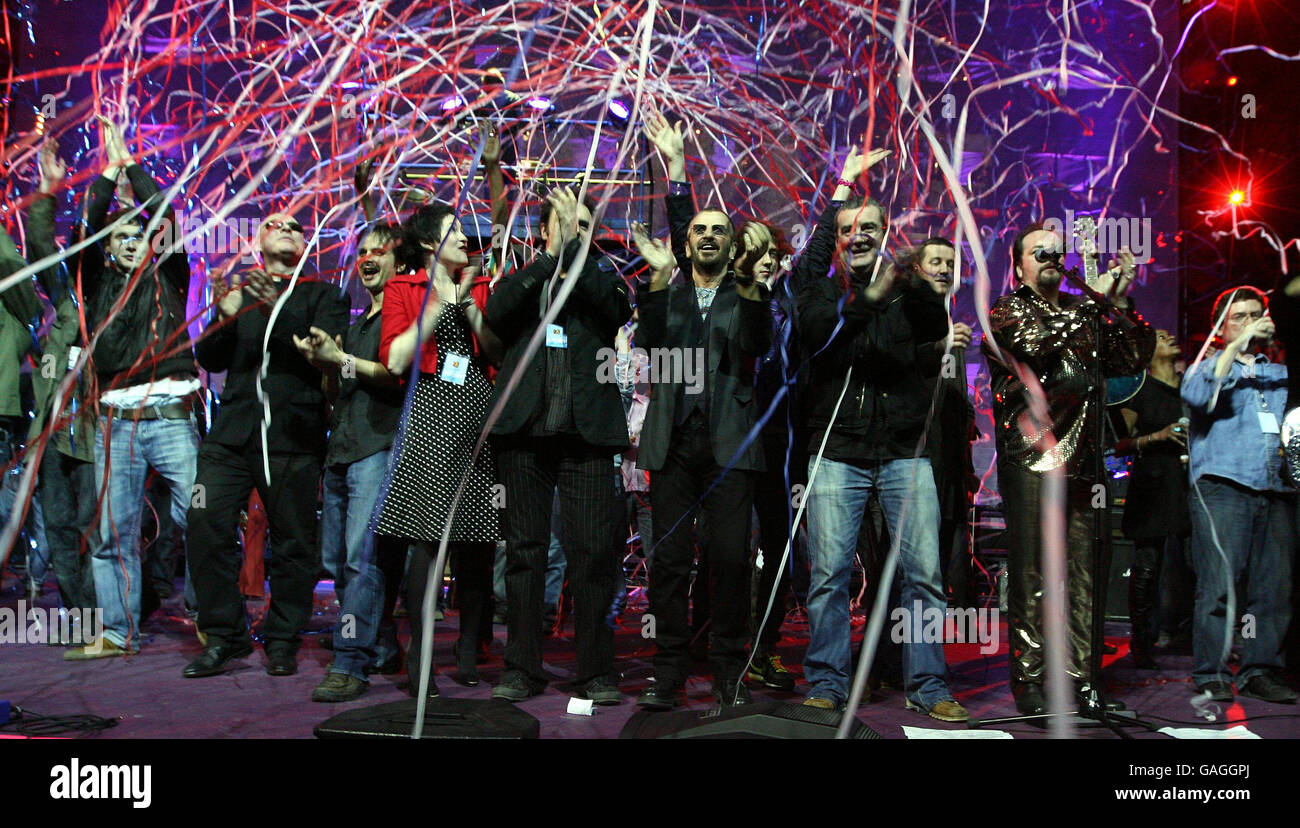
left=183, top=212, right=349, bottom=678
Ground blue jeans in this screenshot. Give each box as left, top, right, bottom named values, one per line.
left=92, top=415, right=199, bottom=650
left=804, top=457, right=951, bottom=708
left=331, top=533, right=406, bottom=680
left=545, top=488, right=567, bottom=608
left=0, top=427, right=48, bottom=584
left=1189, top=476, right=1293, bottom=686
left=321, top=450, right=390, bottom=605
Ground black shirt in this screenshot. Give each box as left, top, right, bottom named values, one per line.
left=530, top=274, right=577, bottom=437
left=1121, top=374, right=1191, bottom=540
left=326, top=307, right=403, bottom=467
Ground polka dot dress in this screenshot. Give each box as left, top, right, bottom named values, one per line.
left=376, top=303, right=501, bottom=543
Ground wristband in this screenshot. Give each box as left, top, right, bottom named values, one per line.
left=341, top=354, right=355, bottom=377
left=836, top=177, right=856, bottom=191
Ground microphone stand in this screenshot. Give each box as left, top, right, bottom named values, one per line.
left=1064, top=266, right=1137, bottom=737
left=970, top=265, right=1157, bottom=736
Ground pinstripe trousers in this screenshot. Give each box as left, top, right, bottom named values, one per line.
left=496, top=436, right=621, bottom=688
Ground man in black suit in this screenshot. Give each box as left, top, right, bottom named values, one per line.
left=183, top=212, right=350, bottom=678
left=486, top=188, right=632, bottom=704
left=633, top=112, right=773, bottom=709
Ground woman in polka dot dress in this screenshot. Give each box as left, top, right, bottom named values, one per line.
left=378, top=202, right=503, bottom=692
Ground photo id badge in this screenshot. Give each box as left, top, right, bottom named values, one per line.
left=546, top=324, right=568, bottom=349
left=1258, top=411, right=1280, bottom=434
left=441, top=353, right=469, bottom=385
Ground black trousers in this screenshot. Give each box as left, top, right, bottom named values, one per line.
left=1129, top=538, right=1165, bottom=661
left=405, top=540, right=494, bottom=681
left=186, top=439, right=322, bottom=653
left=751, top=429, right=807, bottom=656
left=856, top=491, right=903, bottom=682
left=496, top=436, right=619, bottom=688
left=648, top=413, right=755, bottom=685
left=142, top=471, right=184, bottom=603
left=941, top=516, right=975, bottom=608
left=39, top=447, right=97, bottom=610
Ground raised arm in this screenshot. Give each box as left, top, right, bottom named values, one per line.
left=30, top=141, right=71, bottom=303
left=643, top=110, right=692, bottom=273
left=481, top=124, right=511, bottom=278
left=790, top=145, right=888, bottom=295
left=353, top=155, right=377, bottom=223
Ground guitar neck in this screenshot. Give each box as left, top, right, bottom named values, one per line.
left=1082, top=254, right=1100, bottom=287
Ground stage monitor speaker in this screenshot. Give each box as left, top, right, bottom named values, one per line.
left=618, top=700, right=882, bottom=739
left=314, top=699, right=540, bottom=739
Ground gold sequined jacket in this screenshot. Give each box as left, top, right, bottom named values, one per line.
left=983, top=286, right=1155, bottom=476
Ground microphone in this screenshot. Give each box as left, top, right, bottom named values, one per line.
left=1177, top=416, right=1190, bottom=464
left=1033, top=246, right=1062, bottom=264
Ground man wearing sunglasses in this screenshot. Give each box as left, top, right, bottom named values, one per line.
left=983, top=223, right=1154, bottom=715
left=183, top=210, right=349, bottom=678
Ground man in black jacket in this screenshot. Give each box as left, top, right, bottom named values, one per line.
left=63, top=119, right=201, bottom=659
left=795, top=146, right=968, bottom=721
left=905, top=238, right=977, bottom=606
left=632, top=113, right=772, bottom=708
left=183, top=212, right=349, bottom=678
left=486, top=188, right=632, bottom=704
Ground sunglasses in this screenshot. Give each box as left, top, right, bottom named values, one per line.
left=265, top=219, right=305, bottom=235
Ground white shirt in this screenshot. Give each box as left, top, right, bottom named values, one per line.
left=100, top=377, right=201, bottom=409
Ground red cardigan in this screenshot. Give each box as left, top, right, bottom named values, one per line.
left=378, top=271, right=493, bottom=377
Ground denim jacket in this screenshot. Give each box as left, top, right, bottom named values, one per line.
left=1181, top=350, right=1289, bottom=493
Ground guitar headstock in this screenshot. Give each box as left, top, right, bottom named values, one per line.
left=1073, top=215, right=1100, bottom=285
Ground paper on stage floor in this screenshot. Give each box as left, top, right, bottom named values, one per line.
left=902, top=726, right=1014, bottom=739
left=1158, top=725, right=1260, bottom=739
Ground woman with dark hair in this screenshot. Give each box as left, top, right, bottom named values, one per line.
left=1113, top=329, right=1192, bottom=670
left=377, top=201, right=503, bottom=692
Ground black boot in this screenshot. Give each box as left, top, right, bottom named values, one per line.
left=453, top=582, right=489, bottom=686
left=451, top=543, right=494, bottom=686
left=1129, top=566, right=1160, bottom=670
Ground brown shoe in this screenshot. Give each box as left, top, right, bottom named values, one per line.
left=803, top=697, right=836, bottom=710
left=906, top=698, right=970, bottom=722
left=311, top=672, right=368, bottom=703
left=64, top=637, right=129, bottom=661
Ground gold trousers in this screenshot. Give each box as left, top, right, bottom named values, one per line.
left=998, top=462, right=1112, bottom=688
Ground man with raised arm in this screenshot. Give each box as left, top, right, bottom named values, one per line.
left=64, top=117, right=200, bottom=660
left=796, top=145, right=968, bottom=721
left=1182, top=286, right=1296, bottom=705
left=631, top=112, right=772, bottom=709
left=27, top=141, right=99, bottom=636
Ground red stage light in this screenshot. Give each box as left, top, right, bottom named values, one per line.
left=1229, top=190, right=1245, bottom=205
left=1227, top=76, right=1238, bottom=86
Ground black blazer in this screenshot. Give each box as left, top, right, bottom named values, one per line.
left=196, top=276, right=350, bottom=456
left=486, top=242, right=632, bottom=451
left=634, top=277, right=771, bottom=472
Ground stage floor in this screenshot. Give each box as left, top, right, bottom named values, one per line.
left=2, top=573, right=1296, bottom=740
